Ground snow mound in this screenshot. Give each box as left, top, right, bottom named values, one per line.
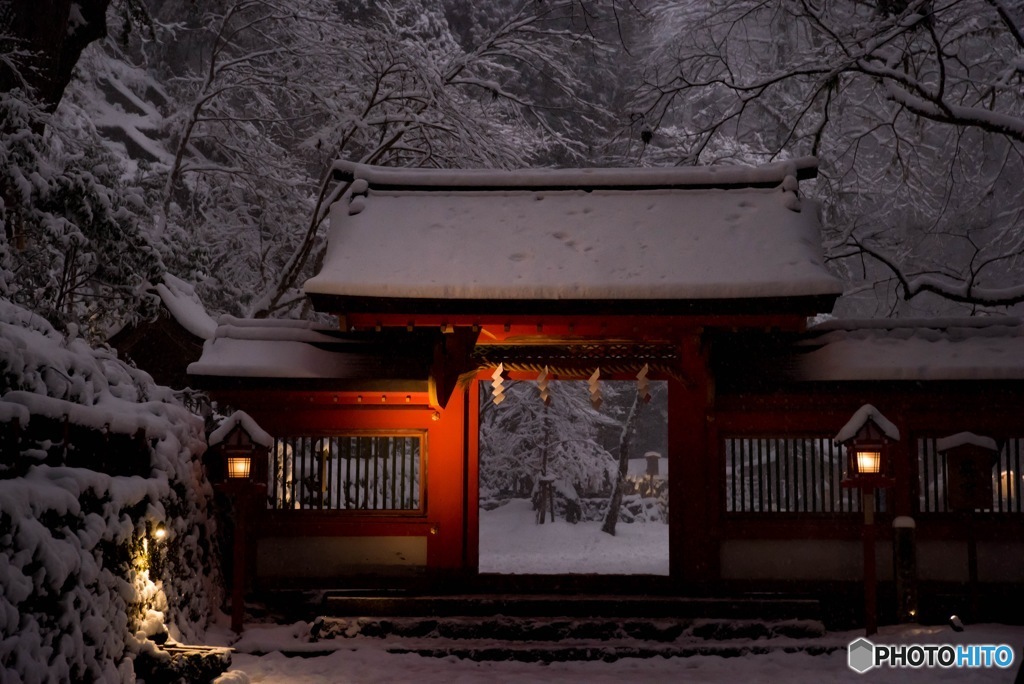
left=0, top=297, right=222, bottom=683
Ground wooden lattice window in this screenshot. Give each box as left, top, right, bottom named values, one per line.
left=269, top=432, right=425, bottom=512
left=724, top=436, right=886, bottom=514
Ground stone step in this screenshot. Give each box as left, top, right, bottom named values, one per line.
left=311, top=615, right=827, bottom=643
left=383, top=641, right=844, bottom=663
left=322, top=593, right=822, bottom=622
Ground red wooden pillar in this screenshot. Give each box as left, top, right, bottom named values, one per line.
left=464, top=380, right=481, bottom=574
left=670, top=332, right=716, bottom=583
left=425, top=386, right=468, bottom=572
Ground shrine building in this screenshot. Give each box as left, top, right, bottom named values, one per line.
left=189, top=158, right=1024, bottom=622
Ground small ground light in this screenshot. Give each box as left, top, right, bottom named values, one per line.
left=949, top=615, right=964, bottom=632
left=153, top=523, right=167, bottom=541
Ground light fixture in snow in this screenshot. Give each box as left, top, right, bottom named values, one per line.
left=153, top=523, right=167, bottom=541
left=537, top=366, right=550, bottom=404
left=637, top=364, right=651, bottom=403
left=227, top=455, right=252, bottom=479
left=491, top=363, right=508, bottom=405
left=588, top=368, right=602, bottom=409
left=856, top=450, right=882, bottom=475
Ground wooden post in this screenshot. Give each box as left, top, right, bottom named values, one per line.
left=966, top=512, right=979, bottom=622
left=863, top=490, right=877, bottom=636
left=228, top=485, right=264, bottom=634
left=892, top=516, right=918, bottom=623
left=231, top=491, right=248, bottom=634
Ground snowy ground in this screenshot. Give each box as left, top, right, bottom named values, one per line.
left=478, top=498, right=669, bottom=575
left=207, top=621, right=1024, bottom=683
left=201, top=500, right=1021, bottom=682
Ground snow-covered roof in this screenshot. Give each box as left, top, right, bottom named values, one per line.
left=209, top=410, right=273, bottom=448
left=834, top=404, right=900, bottom=444
left=304, top=159, right=842, bottom=312
left=797, top=317, right=1024, bottom=381
left=187, top=317, right=436, bottom=388
left=155, top=274, right=216, bottom=340
left=935, top=432, right=998, bottom=453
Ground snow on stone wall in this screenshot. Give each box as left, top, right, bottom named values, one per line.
left=0, top=298, right=223, bottom=683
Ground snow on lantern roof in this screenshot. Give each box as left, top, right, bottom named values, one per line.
left=304, top=159, right=842, bottom=314
left=209, top=410, right=273, bottom=448
left=797, top=317, right=1024, bottom=381
left=834, top=404, right=900, bottom=444
left=935, top=432, right=999, bottom=453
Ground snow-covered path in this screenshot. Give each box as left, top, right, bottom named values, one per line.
left=212, top=622, right=1024, bottom=683
left=479, top=498, right=669, bottom=574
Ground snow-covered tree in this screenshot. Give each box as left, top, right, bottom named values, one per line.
left=628, top=0, right=1024, bottom=315
left=479, top=379, right=620, bottom=510
left=253, top=0, right=624, bottom=317
left=0, top=88, right=163, bottom=338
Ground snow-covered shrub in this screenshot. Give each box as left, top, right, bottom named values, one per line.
left=0, top=298, right=222, bottom=683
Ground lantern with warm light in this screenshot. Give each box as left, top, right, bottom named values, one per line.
left=835, top=405, right=900, bottom=637
left=837, top=405, right=898, bottom=488
left=203, top=411, right=272, bottom=634
left=854, top=448, right=883, bottom=476
left=226, top=454, right=253, bottom=480
left=204, top=411, right=271, bottom=486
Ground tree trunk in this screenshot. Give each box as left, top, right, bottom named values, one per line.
left=535, top=401, right=554, bottom=524
left=0, top=0, right=111, bottom=112
left=601, top=390, right=644, bottom=536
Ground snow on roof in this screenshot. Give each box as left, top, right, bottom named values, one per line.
left=155, top=274, right=217, bottom=340
left=329, top=157, right=821, bottom=189
left=187, top=318, right=433, bottom=383
left=935, top=432, right=998, bottom=453
left=834, top=404, right=900, bottom=444
left=189, top=322, right=370, bottom=380
left=209, top=410, right=273, bottom=448
left=304, top=161, right=842, bottom=304
left=211, top=315, right=340, bottom=344
left=798, top=318, right=1024, bottom=381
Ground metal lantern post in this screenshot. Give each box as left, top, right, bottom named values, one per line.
left=837, top=406, right=898, bottom=637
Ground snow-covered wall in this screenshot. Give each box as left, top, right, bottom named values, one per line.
left=0, top=299, right=222, bottom=683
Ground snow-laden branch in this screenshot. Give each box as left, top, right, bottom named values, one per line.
left=851, top=238, right=1024, bottom=306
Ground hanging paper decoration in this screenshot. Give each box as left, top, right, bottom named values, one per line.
left=637, top=363, right=651, bottom=403
left=537, top=366, right=551, bottom=404
left=588, top=368, right=602, bottom=409
left=491, top=363, right=508, bottom=405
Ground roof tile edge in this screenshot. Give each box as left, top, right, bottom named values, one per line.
left=329, top=157, right=819, bottom=191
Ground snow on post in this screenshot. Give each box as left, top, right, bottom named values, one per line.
left=935, top=432, right=998, bottom=454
